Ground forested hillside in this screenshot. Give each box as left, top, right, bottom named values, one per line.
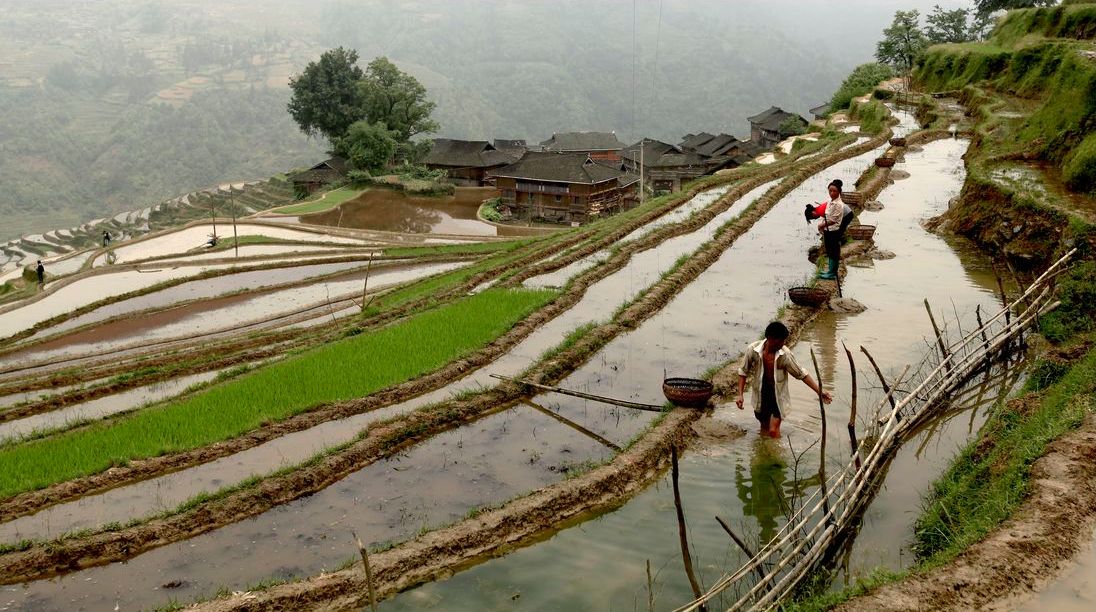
left=0, top=0, right=965, bottom=241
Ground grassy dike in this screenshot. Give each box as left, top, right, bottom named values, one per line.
left=0, top=287, right=557, bottom=499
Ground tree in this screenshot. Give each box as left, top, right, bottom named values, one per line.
left=925, top=5, right=974, bottom=44
left=335, top=120, right=397, bottom=173
left=358, top=57, right=439, bottom=142
left=973, top=0, right=1056, bottom=18
left=287, top=47, right=366, bottom=141
left=876, top=10, right=929, bottom=74
left=829, top=63, right=895, bottom=111
left=778, top=116, right=807, bottom=137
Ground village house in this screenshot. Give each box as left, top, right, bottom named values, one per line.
left=289, top=157, right=349, bottom=196
left=621, top=138, right=742, bottom=192
left=747, top=106, right=809, bottom=150
left=809, top=103, right=831, bottom=121
left=539, top=131, right=625, bottom=161
left=489, top=151, right=640, bottom=224
left=422, top=139, right=521, bottom=186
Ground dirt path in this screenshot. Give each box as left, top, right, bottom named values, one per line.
left=838, top=413, right=1096, bottom=611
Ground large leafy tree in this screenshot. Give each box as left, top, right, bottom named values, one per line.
left=335, top=120, right=397, bottom=173
left=876, top=10, right=930, bottom=74
left=974, top=0, right=1057, bottom=18
left=359, top=57, right=439, bottom=142
left=287, top=47, right=366, bottom=141
left=925, top=5, right=974, bottom=44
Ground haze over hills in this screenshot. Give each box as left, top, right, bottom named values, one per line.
left=0, top=0, right=969, bottom=241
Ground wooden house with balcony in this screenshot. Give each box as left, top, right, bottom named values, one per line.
left=489, top=152, right=640, bottom=223
left=539, top=131, right=625, bottom=161
left=289, top=157, right=349, bottom=196
left=422, top=139, right=520, bottom=186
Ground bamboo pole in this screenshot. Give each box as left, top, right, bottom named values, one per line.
left=924, top=299, right=952, bottom=374
left=523, top=400, right=622, bottom=451
left=809, top=348, right=833, bottom=526
left=842, top=342, right=861, bottom=469
left=672, top=447, right=707, bottom=611
left=489, top=374, right=666, bottom=412
left=361, top=251, right=375, bottom=312
left=647, top=559, right=655, bottom=612
left=716, top=515, right=768, bottom=584
left=352, top=532, right=379, bottom=612
left=860, top=346, right=896, bottom=411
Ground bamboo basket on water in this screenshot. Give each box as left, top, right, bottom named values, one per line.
left=847, top=224, right=877, bottom=241
left=662, top=378, right=713, bottom=408
left=842, top=191, right=865, bottom=206
left=889, top=137, right=907, bottom=147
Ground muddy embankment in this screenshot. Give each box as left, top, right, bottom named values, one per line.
left=837, top=413, right=1096, bottom=612
left=0, top=131, right=890, bottom=584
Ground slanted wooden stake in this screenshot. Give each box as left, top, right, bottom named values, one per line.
left=976, top=304, right=991, bottom=371
left=672, top=447, right=706, bottom=611
left=924, top=299, right=952, bottom=374
left=489, top=374, right=665, bottom=412
left=352, top=531, right=379, bottom=612
left=360, top=252, right=375, bottom=313
left=860, top=346, right=896, bottom=412
left=646, top=559, right=655, bottom=612
left=842, top=342, right=861, bottom=470
left=809, top=348, right=833, bottom=526
left=716, top=516, right=767, bottom=584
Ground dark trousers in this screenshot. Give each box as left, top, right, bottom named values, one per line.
left=824, top=212, right=855, bottom=260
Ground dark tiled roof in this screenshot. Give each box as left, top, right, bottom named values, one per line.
left=490, top=152, right=631, bottom=184
left=679, top=132, right=717, bottom=152
left=695, top=134, right=740, bottom=157
left=748, top=106, right=807, bottom=133
left=291, top=157, right=349, bottom=182
left=621, top=139, right=678, bottom=162
left=540, top=131, right=624, bottom=152
left=809, top=103, right=830, bottom=117
left=423, top=139, right=516, bottom=168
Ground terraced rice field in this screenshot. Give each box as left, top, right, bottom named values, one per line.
left=0, top=101, right=1036, bottom=611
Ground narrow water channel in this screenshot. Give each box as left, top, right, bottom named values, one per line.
left=378, top=137, right=1019, bottom=610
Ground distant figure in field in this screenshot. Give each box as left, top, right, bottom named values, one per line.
left=814, top=179, right=854, bottom=280
left=35, top=260, right=44, bottom=287
left=102, top=230, right=111, bottom=247
left=736, top=321, right=831, bottom=438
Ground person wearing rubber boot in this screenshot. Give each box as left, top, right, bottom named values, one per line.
left=736, top=321, right=831, bottom=438
left=817, top=179, right=854, bottom=280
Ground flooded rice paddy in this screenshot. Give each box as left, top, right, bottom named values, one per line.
left=379, top=137, right=1017, bottom=609
left=303, top=187, right=544, bottom=237
left=94, top=224, right=366, bottom=266
left=0, top=261, right=468, bottom=368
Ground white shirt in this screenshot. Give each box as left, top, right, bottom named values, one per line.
left=736, top=340, right=808, bottom=416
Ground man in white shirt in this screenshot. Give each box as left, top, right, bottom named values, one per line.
left=736, top=321, right=831, bottom=437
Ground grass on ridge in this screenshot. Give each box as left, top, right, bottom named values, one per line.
left=271, top=187, right=365, bottom=215
left=0, top=287, right=558, bottom=499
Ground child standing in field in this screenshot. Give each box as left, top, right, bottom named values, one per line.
left=736, top=321, right=831, bottom=438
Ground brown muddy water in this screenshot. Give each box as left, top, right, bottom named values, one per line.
left=303, top=187, right=542, bottom=237
left=0, top=264, right=242, bottom=341
left=0, top=370, right=224, bottom=445
left=0, top=179, right=776, bottom=553
left=378, top=138, right=1026, bottom=610
left=0, top=261, right=467, bottom=369
left=1019, top=526, right=1096, bottom=612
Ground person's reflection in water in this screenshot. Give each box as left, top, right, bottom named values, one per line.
left=735, top=439, right=821, bottom=547
left=735, top=439, right=789, bottom=546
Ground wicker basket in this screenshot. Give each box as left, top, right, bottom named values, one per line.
left=788, top=286, right=829, bottom=308
left=889, top=137, right=907, bottom=147
left=875, top=156, right=897, bottom=168
left=847, top=224, right=877, bottom=241
left=842, top=191, right=865, bottom=206
left=662, top=378, right=713, bottom=408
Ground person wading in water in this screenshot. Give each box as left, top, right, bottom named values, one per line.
left=806, top=179, right=855, bottom=280
left=736, top=321, right=831, bottom=438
